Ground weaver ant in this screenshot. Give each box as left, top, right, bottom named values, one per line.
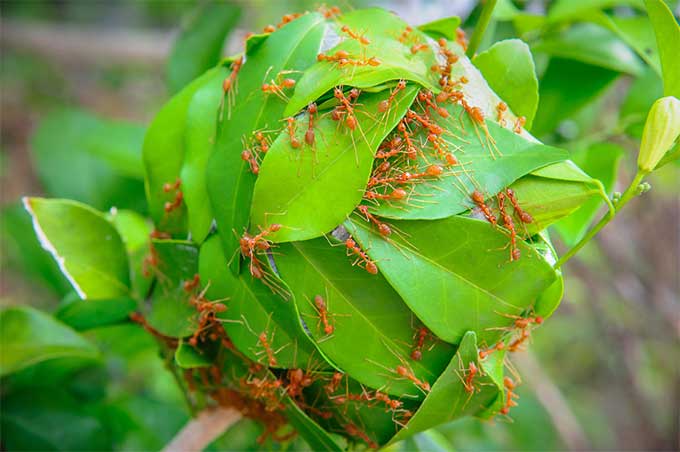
left=345, top=237, right=378, bottom=275
left=500, top=376, right=519, bottom=415
left=356, top=205, right=391, bottom=236
left=471, top=190, right=497, bottom=226
left=410, top=326, right=430, bottom=361
left=505, top=188, right=533, bottom=224
left=162, top=178, right=183, bottom=213
left=497, top=191, right=520, bottom=261
left=220, top=56, right=243, bottom=120
left=377, top=80, right=407, bottom=113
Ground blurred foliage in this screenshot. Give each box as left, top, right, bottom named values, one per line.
left=1, top=0, right=678, bottom=451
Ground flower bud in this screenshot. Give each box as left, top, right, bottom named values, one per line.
left=638, top=96, right=680, bottom=173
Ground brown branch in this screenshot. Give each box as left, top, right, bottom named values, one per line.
left=163, top=407, right=241, bottom=452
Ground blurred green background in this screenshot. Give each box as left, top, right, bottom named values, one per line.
left=1, top=0, right=678, bottom=450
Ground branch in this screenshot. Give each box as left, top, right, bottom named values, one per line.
left=163, top=407, right=241, bottom=452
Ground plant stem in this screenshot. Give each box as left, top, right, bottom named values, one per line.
left=466, top=0, right=498, bottom=57
left=555, top=171, right=647, bottom=268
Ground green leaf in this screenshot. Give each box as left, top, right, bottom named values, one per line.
left=144, top=240, right=199, bottom=338
left=284, top=8, right=440, bottom=116
left=532, top=58, right=619, bottom=136
left=0, top=203, right=71, bottom=296
left=251, top=85, right=418, bottom=242
left=553, top=143, right=623, bottom=245
left=472, top=39, right=539, bottom=129
left=548, top=0, right=644, bottom=22
left=180, top=65, right=229, bottom=243
left=198, top=235, right=316, bottom=368
left=389, top=332, right=500, bottom=443
left=108, top=208, right=153, bottom=300
left=0, top=388, right=109, bottom=451
left=275, top=238, right=454, bottom=397
left=30, top=109, right=146, bottom=212
left=144, top=68, right=220, bottom=236
left=532, top=23, right=645, bottom=75
left=23, top=197, right=130, bottom=299
left=370, top=102, right=569, bottom=220
left=621, top=66, right=664, bottom=136
left=55, top=297, right=137, bottom=331
left=283, top=398, right=344, bottom=452
left=417, top=17, right=462, bottom=41
left=399, top=430, right=453, bottom=452
left=0, top=306, right=99, bottom=377
left=207, top=13, right=326, bottom=273
left=345, top=216, right=557, bottom=345
left=174, top=339, right=212, bottom=368
left=645, top=0, right=680, bottom=97
left=166, top=2, right=241, bottom=94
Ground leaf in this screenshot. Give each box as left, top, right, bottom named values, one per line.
left=0, top=203, right=71, bottom=296
left=251, top=85, right=419, bottom=243
left=30, top=109, right=146, bottom=212
left=0, top=306, right=99, bottom=377
left=284, top=8, right=440, bottom=116
left=548, top=0, right=644, bottom=22
left=180, top=65, right=229, bottom=243
left=283, top=398, right=344, bottom=452
left=399, top=430, right=453, bottom=452
left=198, top=235, right=316, bottom=368
left=370, top=102, right=569, bottom=220
left=23, top=197, right=130, bottom=299
left=144, top=240, right=199, bottom=338
left=108, top=208, right=154, bottom=300
left=621, top=66, right=664, bottom=136
left=174, top=340, right=212, bottom=368
left=166, top=2, right=241, bottom=94
left=472, top=39, right=539, bottom=129
left=206, top=13, right=326, bottom=273
left=532, top=58, right=619, bottom=136
left=55, top=297, right=137, bottom=331
left=532, top=23, right=645, bottom=75
left=553, top=143, right=623, bottom=245
left=345, top=216, right=557, bottom=345
left=417, top=17, right=462, bottom=41
left=144, top=68, right=220, bottom=236
left=645, top=0, right=680, bottom=97
left=275, top=238, right=455, bottom=398
left=0, top=388, right=109, bottom=451
left=388, top=332, right=500, bottom=443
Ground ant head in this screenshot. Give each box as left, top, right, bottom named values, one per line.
left=535, top=316, right=544, bottom=325
left=269, top=223, right=282, bottom=232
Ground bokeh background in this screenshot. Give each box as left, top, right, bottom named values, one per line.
left=1, top=0, right=678, bottom=450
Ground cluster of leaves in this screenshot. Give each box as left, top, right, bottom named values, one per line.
left=2, top=0, right=678, bottom=450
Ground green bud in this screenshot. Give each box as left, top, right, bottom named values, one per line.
left=636, top=182, right=651, bottom=194
left=638, top=96, right=680, bottom=173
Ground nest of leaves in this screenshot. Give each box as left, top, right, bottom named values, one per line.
left=25, top=6, right=610, bottom=450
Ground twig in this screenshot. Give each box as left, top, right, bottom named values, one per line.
left=163, top=406, right=241, bottom=452
left=466, top=0, right=498, bottom=57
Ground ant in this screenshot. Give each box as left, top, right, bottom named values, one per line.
left=497, top=191, right=520, bottom=261
left=514, top=116, right=526, bottom=134
left=254, top=131, right=270, bottom=154
left=471, top=190, right=497, bottom=226
left=241, top=149, right=260, bottom=175
left=461, top=100, right=501, bottom=158
left=305, top=103, right=317, bottom=146
left=258, top=331, right=278, bottom=367
left=463, top=361, right=479, bottom=394
left=375, top=136, right=403, bottom=159
left=496, top=101, right=508, bottom=127
left=220, top=56, right=243, bottom=120
left=162, top=178, right=183, bottom=213
left=396, top=364, right=431, bottom=392
left=397, top=119, right=418, bottom=159
left=411, top=43, right=429, bottom=54
left=285, top=368, right=314, bottom=398
left=455, top=28, right=468, bottom=51
left=500, top=376, right=519, bottom=415
left=364, top=187, right=408, bottom=201
left=141, top=229, right=170, bottom=278
left=286, top=117, right=301, bottom=149
left=345, top=237, right=378, bottom=274
left=418, top=90, right=449, bottom=118
left=183, top=274, right=200, bottom=292
left=478, top=341, right=505, bottom=360
left=239, top=224, right=281, bottom=279
left=312, top=294, right=335, bottom=335
left=356, top=205, right=391, bottom=236
left=505, top=188, right=533, bottom=224
left=276, top=13, right=302, bottom=28
left=261, top=77, right=296, bottom=101
left=410, top=326, right=430, bottom=361
left=333, top=87, right=360, bottom=130
left=340, top=25, right=370, bottom=45
left=398, top=26, right=413, bottom=43
left=406, top=109, right=444, bottom=135
left=377, top=80, right=407, bottom=113
left=344, top=423, right=378, bottom=450
left=325, top=371, right=344, bottom=394
left=319, top=5, right=341, bottom=19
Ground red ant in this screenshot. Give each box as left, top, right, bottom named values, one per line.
left=340, top=25, right=370, bottom=45
left=406, top=109, right=444, bottom=135
left=364, top=187, right=407, bottom=201
left=456, top=28, right=468, bottom=51
left=357, top=205, right=391, bottom=236
left=187, top=286, right=228, bottom=347
left=496, top=101, right=508, bottom=127
left=507, top=328, right=531, bottom=352
left=497, top=191, right=520, bottom=261
left=241, top=149, right=260, bottom=175
left=183, top=274, right=200, bottom=292
left=398, top=26, right=413, bottom=43
left=344, top=423, right=378, bottom=450
left=411, top=43, right=429, bottom=54
left=478, top=341, right=505, bottom=360
left=263, top=24, right=276, bottom=33
left=396, top=365, right=431, bottom=392
left=261, top=77, right=296, bottom=101
left=514, top=116, right=526, bottom=134
left=285, top=368, right=314, bottom=398
left=276, top=13, right=302, bottom=28
left=333, top=87, right=360, bottom=130
left=258, top=331, right=278, bottom=367
left=427, top=134, right=458, bottom=166
left=377, top=80, right=407, bottom=113
left=345, top=237, right=378, bottom=275
left=375, top=136, right=403, bottom=159
left=325, top=371, right=344, bottom=394
left=471, top=190, right=497, bottom=226
left=500, top=376, right=519, bottom=415
left=141, top=229, right=170, bottom=278
left=313, top=294, right=335, bottom=335
left=397, top=119, right=418, bottom=159
left=505, top=188, right=533, bottom=223
left=220, top=56, right=243, bottom=119
left=305, top=103, right=317, bottom=146
left=239, top=224, right=281, bottom=279
left=317, top=49, right=350, bottom=65
left=418, top=90, right=449, bottom=118
left=254, top=131, right=270, bottom=153
left=462, top=100, right=500, bottom=158
left=463, top=361, right=479, bottom=394
left=163, top=178, right=183, bottom=213
left=410, top=326, right=430, bottom=361
left=319, top=5, right=341, bottom=18
left=286, top=117, right=301, bottom=149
